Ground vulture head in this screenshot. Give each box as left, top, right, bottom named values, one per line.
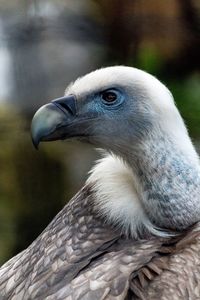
left=31, top=66, right=200, bottom=238
left=31, top=67, right=187, bottom=153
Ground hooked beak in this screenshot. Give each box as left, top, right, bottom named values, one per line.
left=31, top=95, right=77, bottom=149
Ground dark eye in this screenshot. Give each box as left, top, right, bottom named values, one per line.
left=101, top=91, right=117, bottom=103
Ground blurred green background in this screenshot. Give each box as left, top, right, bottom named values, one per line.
left=0, top=0, right=200, bottom=264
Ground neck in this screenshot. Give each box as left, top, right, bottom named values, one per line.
left=126, top=129, right=200, bottom=231
left=88, top=127, right=200, bottom=237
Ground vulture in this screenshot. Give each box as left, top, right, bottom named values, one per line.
left=1, top=66, right=200, bottom=300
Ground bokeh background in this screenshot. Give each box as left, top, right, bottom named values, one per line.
left=0, top=0, right=200, bottom=265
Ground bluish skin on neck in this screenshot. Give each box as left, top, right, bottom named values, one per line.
left=127, top=134, right=200, bottom=231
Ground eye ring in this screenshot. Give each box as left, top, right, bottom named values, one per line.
left=101, top=91, right=117, bottom=104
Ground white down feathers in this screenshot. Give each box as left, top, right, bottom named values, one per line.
left=87, top=155, right=168, bottom=238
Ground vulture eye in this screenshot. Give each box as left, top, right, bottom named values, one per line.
left=101, top=91, right=117, bottom=104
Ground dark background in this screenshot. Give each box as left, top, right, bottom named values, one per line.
left=0, top=0, right=200, bottom=264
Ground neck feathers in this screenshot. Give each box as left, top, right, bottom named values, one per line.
left=87, top=155, right=170, bottom=238
left=87, top=130, right=200, bottom=237
left=135, top=133, right=200, bottom=231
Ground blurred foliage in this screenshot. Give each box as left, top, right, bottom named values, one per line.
left=0, top=0, right=200, bottom=265
left=136, top=44, right=164, bottom=75
left=0, top=107, right=67, bottom=263
left=168, top=75, right=200, bottom=138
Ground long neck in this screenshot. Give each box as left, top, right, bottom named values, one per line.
left=127, top=130, right=200, bottom=231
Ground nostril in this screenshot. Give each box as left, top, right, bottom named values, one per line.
left=58, top=102, right=72, bottom=112
left=52, top=102, right=70, bottom=115
left=52, top=95, right=77, bottom=116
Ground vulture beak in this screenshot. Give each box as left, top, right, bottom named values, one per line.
left=31, top=95, right=77, bottom=149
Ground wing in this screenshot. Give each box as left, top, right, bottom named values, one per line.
left=129, top=226, right=200, bottom=300
left=2, top=184, right=199, bottom=300
left=47, top=238, right=165, bottom=300
left=0, top=185, right=119, bottom=300
left=0, top=182, right=172, bottom=300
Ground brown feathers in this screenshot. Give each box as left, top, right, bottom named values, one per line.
left=130, top=227, right=200, bottom=299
